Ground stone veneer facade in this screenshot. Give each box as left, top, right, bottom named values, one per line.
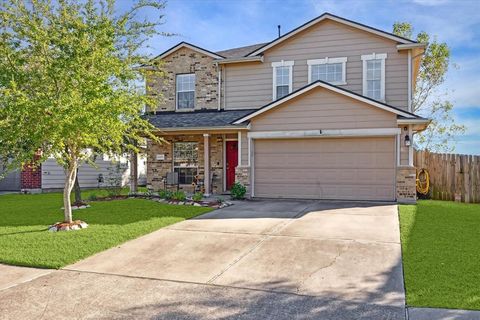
left=396, top=166, right=417, bottom=203
left=146, top=47, right=219, bottom=112
left=147, top=134, right=224, bottom=193
left=235, top=166, right=251, bottom=198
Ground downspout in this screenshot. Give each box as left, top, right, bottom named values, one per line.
left=223, top=65, right=226, bottom=109
left=408, top=50, right=412, bottom=113
left=216, top=62, right=222, bottom=111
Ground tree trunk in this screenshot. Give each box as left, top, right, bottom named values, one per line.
left=63, top=162, right=77, bottom=223
left=130, top=151, right=138, bottom=193
left=73, top=167, right=81, bottom=204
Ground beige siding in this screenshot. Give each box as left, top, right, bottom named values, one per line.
left=42, top=158, right=129, bottom=189
left=254, top=137, right=396, bottom=200
left=225, top=19, right=408, bottom=110
left=250, top=87, right=397, bottom=132
left=240, top=131, right=249, bottom=166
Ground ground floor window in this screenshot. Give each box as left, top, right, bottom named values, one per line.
left=173, top=142, right=198, bottom=184
left=174, top=167, right=197, bottom=184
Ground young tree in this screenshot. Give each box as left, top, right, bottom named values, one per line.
left=393, top=22, right=465, bottom=152
left=0, top=0, right=165, bottom=223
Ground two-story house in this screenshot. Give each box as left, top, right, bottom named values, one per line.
left=144, top=13, right=429, bottom=203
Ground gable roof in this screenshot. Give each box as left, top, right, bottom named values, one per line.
left=232, top=80, right=419, bottom=124
left=246, top=13, right=416, bottom=57
left=216, top=43, right=268, bottom=58
left=152, top=41, right=225, bottom=61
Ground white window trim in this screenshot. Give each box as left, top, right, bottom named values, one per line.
left=175, top=73, right=195, bottom=110
left=271, top=60, right=294, bottom=100
left=307, top=57, right=347, bottom=85
left=361, top=53, right=387, bottom=102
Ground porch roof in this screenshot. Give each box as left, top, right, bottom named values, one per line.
left=145, top=109, right=255, bottom=130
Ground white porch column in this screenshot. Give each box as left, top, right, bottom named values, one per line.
left=237, top=131, right=242, bottom=166
left=203, top=133, right=210, bottom=196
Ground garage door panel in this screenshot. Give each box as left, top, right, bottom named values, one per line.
left=254, top=137, right=395, bottom=201
left=255, top=139, right=392, bottom=154
left=256, top=155, right=393, bottom=169
left=255, top=168, right=394, bottom=185
left=256, top=151, right=394, bottom=170
left=255, top=183, right=394, bottom=200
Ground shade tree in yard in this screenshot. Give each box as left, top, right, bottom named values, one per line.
left=0, top=0, right=167, bottom=224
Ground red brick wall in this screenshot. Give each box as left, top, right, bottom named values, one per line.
left=21, top=162, right=42, bottom=189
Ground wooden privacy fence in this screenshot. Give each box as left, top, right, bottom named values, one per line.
left=414, top=150, right=480, bottom=203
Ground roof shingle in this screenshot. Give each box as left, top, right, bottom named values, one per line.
left=145, top=109, right=255, bottom=129
left=215, top=43, right=268, bottom=58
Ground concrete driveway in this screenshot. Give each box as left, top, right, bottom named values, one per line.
left=0, top=200, right=405, bottom=320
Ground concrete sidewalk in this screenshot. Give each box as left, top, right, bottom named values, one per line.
left=0, top=264, right=52, bottom=291
left=408, top=307, right=480, bottom=320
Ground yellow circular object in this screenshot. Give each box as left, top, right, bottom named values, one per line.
left=416, top=168, right=430, bottom=195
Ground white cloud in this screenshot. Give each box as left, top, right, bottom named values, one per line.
left=411, top=0, right=450, bottom=6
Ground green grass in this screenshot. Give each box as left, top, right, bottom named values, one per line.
left=399, top=200, right=480, bottom=310
left=0, top=191, right=211, bottom=269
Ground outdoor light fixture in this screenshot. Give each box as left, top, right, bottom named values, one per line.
left=405, top=134, right=411, bottom=147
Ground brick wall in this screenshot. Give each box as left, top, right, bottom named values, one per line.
left=396, top=167, right=416, bottom=203
left=21, top=163, right=42, bottom=190
left=146, top=47, right=219, bottom=112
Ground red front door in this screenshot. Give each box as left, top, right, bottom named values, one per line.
left=226, top=141, right=238, bottom=190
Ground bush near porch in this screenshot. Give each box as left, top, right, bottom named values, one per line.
left=0, top=191, right=211, bottom=269
left=399, top=200, right=480, bottom=310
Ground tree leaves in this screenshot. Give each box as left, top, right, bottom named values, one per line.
left=0, top=0, right=167, bottom=171
left=393, top=22, right=465, bottom=152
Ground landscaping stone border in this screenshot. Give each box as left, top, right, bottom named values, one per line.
left=149, top=197, right=233, bottom=209
left=49, top=220, right=89, bottom=232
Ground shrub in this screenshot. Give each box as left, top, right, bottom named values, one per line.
left=230, top=182, right=246, bottom=200
left=158, top=189, right=173, bottom=200
left=88, top=193, right=97, bottom=201
left=171, top=190, right=186, bottom=201
left=192, top=192, right=203, bottom=202
left=143, top=189, right=154, bottom=198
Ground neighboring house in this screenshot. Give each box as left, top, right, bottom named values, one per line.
left=0, top=155, right=147, bottom=192
left=144, top=13, right=429, bottom=203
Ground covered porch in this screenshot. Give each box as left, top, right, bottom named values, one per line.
left=145, top=109, right=254, bottom=196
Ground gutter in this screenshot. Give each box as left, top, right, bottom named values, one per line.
left=155, top=125, right=249, bottom=132
left=397, top=43, right=427, bottom=50
left=215, top=56, right=264, bottom=64
left=397, top=118, right=430, bottom=124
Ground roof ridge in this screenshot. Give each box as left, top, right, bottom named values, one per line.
left=215, top=42, right=268, bottom=53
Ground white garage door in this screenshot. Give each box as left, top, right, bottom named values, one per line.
left=254, top=137, right=396, bottom=201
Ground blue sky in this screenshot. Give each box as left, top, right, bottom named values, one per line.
left=119, top=0, right=480, bottom=155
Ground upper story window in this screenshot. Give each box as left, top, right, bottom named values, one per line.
left=307, top=57, right=347, bottom=85
left=176, top=73, right=195, bottom=109
left=272, top=61, right=294, bottom=100
left=361, top=53, right=387, bottom=101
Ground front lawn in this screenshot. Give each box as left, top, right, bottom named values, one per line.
left=399, top=200, right=480, bottom=310
left=0, top=191, right=211, bottom=269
